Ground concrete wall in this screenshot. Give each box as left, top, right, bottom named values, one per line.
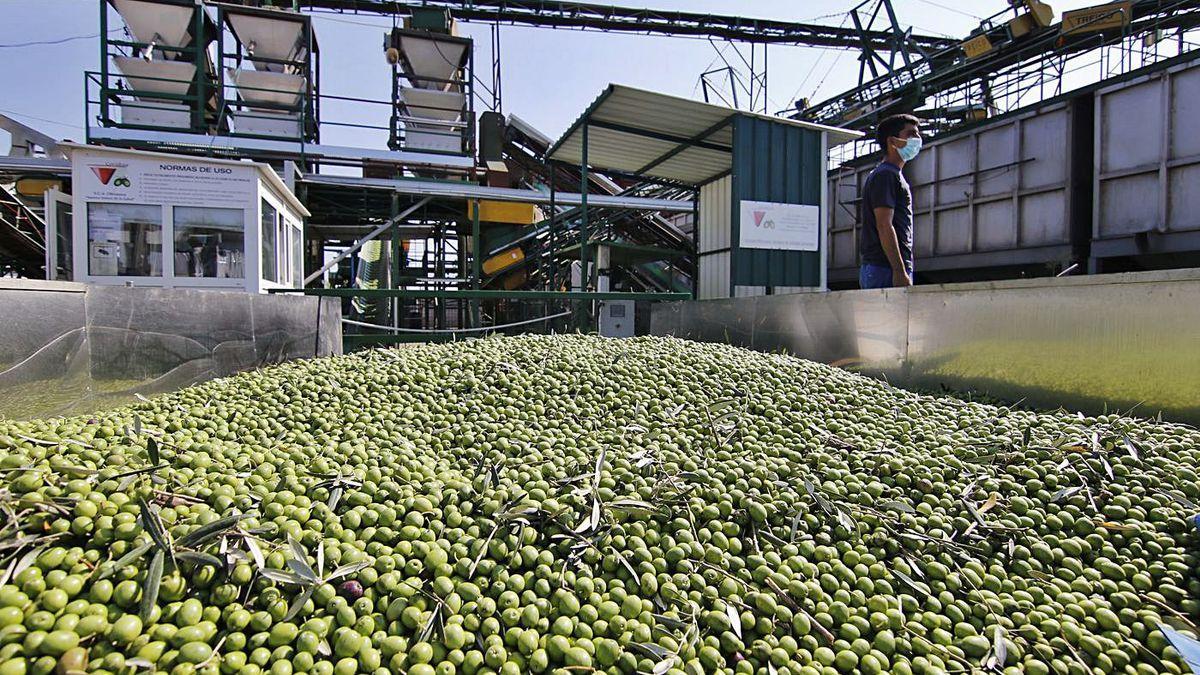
left=0, top=281, right=341, bottom=419
left=651, top=269, right=1200, bottom=424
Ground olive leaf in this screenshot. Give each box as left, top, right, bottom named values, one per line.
left=178, top=514, right=250, bottom=549
left=878, top=500, right=915, bottom=513
left=137, top=498, right=174, bottom=564
left=328, top=561, right=370, bottom=581
left=140, top=549, right=165, bottom=622
left=652, top=657, right=675, bottom=675
left=99, top=542, right=152, bottom=580
left=892, top=568, right=929, bottom=600
left=0, top=547, right=42, bottom=588
left=259, top=568, right=310, bottom=585
left=804, top=480, right=832, bottom=514
left=286, top=535, right=318, bottom=583
left=175, top=551, right=223, bottom=568
left=244, top=536, right=266, bottom=570
left=986, top=626, right=1007, bottom=670
left=726, top=603, right=742, bottom=639
left=632, top=643, right=672, bottom=660
left=146, top=436, right=160, bottom=465
left=283, top=586, right=315, bottom=623
left=1051, top=486, right=1083, bottom=503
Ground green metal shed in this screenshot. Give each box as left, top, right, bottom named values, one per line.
left=547, top=85, right=860, bottom=299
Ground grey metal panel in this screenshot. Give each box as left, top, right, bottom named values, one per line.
left=832, top=230, right=856, bottom=268
left=649, top=300, right=682, bottom=336
left=905, top=272, right=1200, bottom=421
left=1019, top=192, right=1068, bottom=246
left=0, top=282, right=340, bottom=419
left=936, top=207, right=971, bottom=254
left=0, top=289, right=89, bottom=422
left=1094, top=59, right=1200, bottom=246
left=699, top=176, right=731, bottom=254
left=914, top=209, right=935, bottom=258
left=1020, top=108, right=1070, bottom=190
left=697, top=250, right=730, bottom=300
left=652, top=269, right=1200, bottom=424
left=976, top=200, right=1016, bottom=250
left=1098, top=173, right=1159, bottom=236
left=749, top=289, right=907, bottom=372
left=827, top=101, right=1074, bottom=280
left=1170, top=64, right=1200, bottom=158
left=1168, top=164, right=1200, bottom=230
left=976, top=124, right=1016, bottom=198
left=1098, top=77, right=1162, bottom=174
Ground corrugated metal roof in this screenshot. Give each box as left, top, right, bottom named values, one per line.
left=547, top=85, right=861, bottom=186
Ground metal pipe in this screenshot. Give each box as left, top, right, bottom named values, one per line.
left=303, top=196, right=431, bottom=285
left=343, top=309, right=571, bottom=334
left=471, top=200, right=481, bottom=327
left=580, top=122, right=589, bottom=292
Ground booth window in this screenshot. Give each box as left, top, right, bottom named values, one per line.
left=87, top=203, right=162, bottom=277
left=261, top=199, right=277, bottom=283
left=174, top=207, right=245, bottom=279
left=277, top=214, right=289, bottom=285
left=290, top=223, right=303, bottom=288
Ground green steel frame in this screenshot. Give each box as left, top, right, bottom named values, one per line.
left=97, top=0, right=215, bottom=135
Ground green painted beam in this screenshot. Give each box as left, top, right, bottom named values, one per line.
left=270, top=288, right=690, bottom=300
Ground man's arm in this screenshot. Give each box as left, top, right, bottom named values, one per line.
left=872, top=206, right=912, bottom=287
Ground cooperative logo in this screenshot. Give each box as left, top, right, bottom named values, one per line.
left=90, top=166, right=131, bottom=188
left=752, top=210, right=775, bottom=229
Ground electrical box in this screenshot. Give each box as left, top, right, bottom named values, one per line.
left=598, top=300, right=635, bottom=338
left=479, top=112, right=506, bottom=163
left=406, top=8, right=457, bottom=35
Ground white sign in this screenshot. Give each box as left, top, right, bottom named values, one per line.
left=73, top=151, right=256, bottom=209
left=739, top=200, right=820, bottom=251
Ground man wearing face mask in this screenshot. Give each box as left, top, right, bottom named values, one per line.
left=859, top=114, right=922, bottom=289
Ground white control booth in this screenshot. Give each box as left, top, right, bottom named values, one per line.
left=53, top=144, right=309, bottom=293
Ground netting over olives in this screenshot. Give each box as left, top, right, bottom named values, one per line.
left=1, top=335, right=1198, bottom=675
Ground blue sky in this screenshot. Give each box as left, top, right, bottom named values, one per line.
left=1, top=0, right=1101, bottom=153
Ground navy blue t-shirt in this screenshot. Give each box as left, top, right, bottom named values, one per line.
left=860, top=161, right=913, bottom=269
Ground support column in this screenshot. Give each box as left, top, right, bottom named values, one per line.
left=580, top=122, right=590, bottom=292
left=471, top=201, right=482, bottom=327
left=548, top=161, right=557, bottom=291
left=390, top=193, right=401, bottom=329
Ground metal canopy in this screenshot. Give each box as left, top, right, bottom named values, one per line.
left=547, top=85, right=861, bottom=185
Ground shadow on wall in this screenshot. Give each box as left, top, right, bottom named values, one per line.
left=0, top=282, right=341, bottom=420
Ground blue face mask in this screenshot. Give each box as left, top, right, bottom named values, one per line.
left=897, top=136, right=922, bottom=162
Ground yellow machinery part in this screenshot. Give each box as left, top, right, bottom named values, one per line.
left=1062, top=1, right=1132, bottom=34
left=15, top=178, right=63, bottom=198
left=469, top=200, right=537, bottom=225
left=483, top=247, right=524, bottom=276
left=501, top=268, right=527, bottom=290
left=961, top=34, right=993, bottom=59
left=1026, top=0, right=1055, bottom=27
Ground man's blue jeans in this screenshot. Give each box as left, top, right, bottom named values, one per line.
left=859, top=263, right=913, bottom=289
